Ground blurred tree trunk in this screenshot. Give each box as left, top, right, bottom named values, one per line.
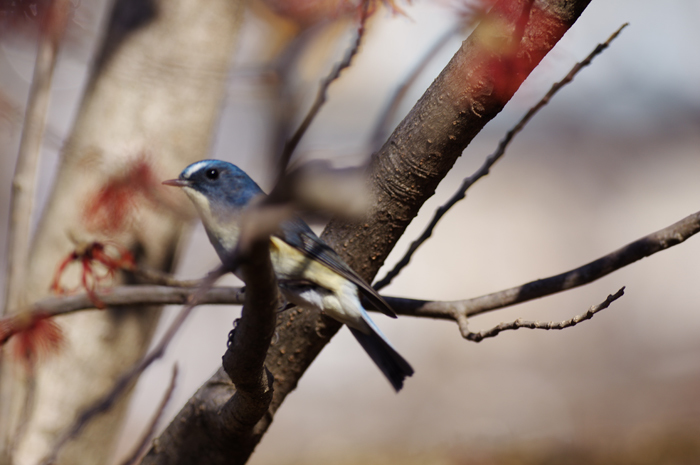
left=3, top=0, right=245, bottom=463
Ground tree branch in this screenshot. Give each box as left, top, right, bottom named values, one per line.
left=459, top=287, right=625, bottom=341
left=383, top=209, right=700, bottom=321
left=373, top=22, right=629, bottom=291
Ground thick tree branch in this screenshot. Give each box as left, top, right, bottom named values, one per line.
left=141, top=239, right=278, bottom=465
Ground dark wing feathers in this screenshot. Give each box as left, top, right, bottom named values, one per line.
left=277, top=219, right=397, bottom=319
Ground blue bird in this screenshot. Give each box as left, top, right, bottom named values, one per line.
left=164, top=159, right=413, bottom=391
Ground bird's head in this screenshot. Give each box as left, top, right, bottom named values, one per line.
left=163, top=159, right=264, bottom=217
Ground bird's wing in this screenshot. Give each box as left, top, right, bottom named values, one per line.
left=277, top=219, right=397, bottom=319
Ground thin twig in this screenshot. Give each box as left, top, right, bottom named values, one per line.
left=460, top=287, right=625, bottom=341
left=275, top=0, right=371, bottom=182
left=373, top=22, right=630, bottom=291
left=269, top=21, right=333, bottom=167
left=119, top=365, right=178, bottom=465
left=3, top=0, right=72, bottom=317
left=38, top=265, right=228, bottom=465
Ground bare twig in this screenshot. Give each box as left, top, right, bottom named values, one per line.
left=30, top=285, right=243, bottom=317
left=0, top=286, right=243, bottom=348
left=459, top=287, right=625, bottom=341
left=38, top=265, right=228, bottom=465
left=119, top=365, right=178, bottom=465
left=373, top=22, right=629, bottom=291
left=383, top=209, right=700, bottom=321
left=275, top=0, right=371, bottom=182
left=3, top=0, right=72, bottom=317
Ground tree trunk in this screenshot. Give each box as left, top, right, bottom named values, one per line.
left=4, top=0, right=245, bottom=463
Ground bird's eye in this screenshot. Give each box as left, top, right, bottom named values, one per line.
left=206, top=169, right=219, bottom=180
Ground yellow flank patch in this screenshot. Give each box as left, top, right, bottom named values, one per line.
left=269, top=236, right=347, bottom=292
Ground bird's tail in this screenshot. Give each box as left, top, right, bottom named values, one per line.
left=349, top=325, right=414, bottom=392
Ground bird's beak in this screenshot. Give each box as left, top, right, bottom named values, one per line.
left=162, top=178, right=192, bottom=187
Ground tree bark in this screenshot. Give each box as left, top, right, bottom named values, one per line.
left=4, top=0, right=245, bottom=463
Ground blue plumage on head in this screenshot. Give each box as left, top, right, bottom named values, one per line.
left=179, top=159, right=263, bottom=208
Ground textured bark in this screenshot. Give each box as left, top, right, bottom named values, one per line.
left=146, top=0, right=593, bottom=463
left=4, top=0, right=245, bottom=464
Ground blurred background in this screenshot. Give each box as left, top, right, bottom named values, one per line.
left=1, top=0, right=699, bottom=463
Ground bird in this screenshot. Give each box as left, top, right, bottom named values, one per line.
left=163, top=159, right=414, bottom=391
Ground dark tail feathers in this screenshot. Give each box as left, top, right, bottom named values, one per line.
left=349, top=327, right=414, bottom=392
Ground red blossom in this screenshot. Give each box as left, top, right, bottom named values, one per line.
left=82, top=156, right=161, bottom=234
left=0, top=312, right=64, bottom=367
left=50, top=241, right=136, bottom=308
